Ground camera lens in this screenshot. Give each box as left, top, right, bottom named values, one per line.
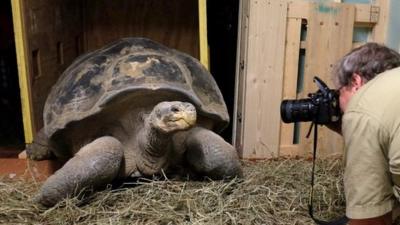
left=280, top=99, right=317, bottom=123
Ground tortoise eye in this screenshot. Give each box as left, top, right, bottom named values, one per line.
left=171, top=106, right=180, bottom=113
left=155, top=109, right=162, bottom=118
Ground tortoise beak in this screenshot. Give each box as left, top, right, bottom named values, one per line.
left=170, top=103, right=196, bottom=129
left=181, top=103, right=196, bottom=126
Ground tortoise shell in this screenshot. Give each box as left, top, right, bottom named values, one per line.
left=44, top=37, right=229, bottom=137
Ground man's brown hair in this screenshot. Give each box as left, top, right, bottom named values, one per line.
left=333, top=42, right=400, bottom=88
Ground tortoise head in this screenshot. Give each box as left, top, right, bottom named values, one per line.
left=149, top=101, right=197, bottom=133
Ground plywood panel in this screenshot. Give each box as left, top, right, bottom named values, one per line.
left=299, top=3, right=355, bottom=157
left=23, top=0, right=84, bottom=131
left=84, top=0, right=199, bottom=58
left=241, top=0, right=287, bottom=158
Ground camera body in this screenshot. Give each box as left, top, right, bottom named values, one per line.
left=280, top=77, right=341, bottom=124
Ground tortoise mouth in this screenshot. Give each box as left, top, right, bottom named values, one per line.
left=175, top=116, right=196, bottom=127
left=155, top=117, right=195, bottom=133
left=167, top=113, right=196, bottom=129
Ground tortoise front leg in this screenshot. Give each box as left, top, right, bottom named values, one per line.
left=26, top=129, right=53, bottom=160
left=182, top=127, right=243, bottom=179
left=35, top=136, right=123, bottom=207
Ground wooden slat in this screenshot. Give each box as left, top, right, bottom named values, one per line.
left=288, top=1, right=310, bottom=19
left=279, top=17, right=302, bottom=149
left=233, top=0, right=250, bottom=154
left=299, top=2, right=354, bottom=157
left=241, top=0, right=287, bottom=159
left=354, top=4, right=380, bottom=24
left=371, top=0, right=389, bottom=43
left=288, top=2, right=379, bottom=24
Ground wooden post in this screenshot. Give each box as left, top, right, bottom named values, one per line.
left=198, top=0, right=209, bottom=69
left=233, top=0, right=250, bottom=153
left=279, top=17, right=302, bottom=157
left=11, top=0, right=35, bottom=144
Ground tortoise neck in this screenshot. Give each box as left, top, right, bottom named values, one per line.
left=139, top=122, right=172, bottom=158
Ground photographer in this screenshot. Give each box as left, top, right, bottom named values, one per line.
left=330, top=43, right=400, bottom=225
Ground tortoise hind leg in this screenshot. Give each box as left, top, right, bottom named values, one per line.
left=35, top=136, right=123, bottom=207
left=183, top=127, right=243, bottom=179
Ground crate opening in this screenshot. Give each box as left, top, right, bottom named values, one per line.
left=0, top=0, right=25, bottom=156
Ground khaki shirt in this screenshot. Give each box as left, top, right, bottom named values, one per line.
left=342, top=67, right=400, bottom=219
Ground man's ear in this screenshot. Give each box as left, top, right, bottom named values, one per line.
left=351, top=73, right=364, bottom=91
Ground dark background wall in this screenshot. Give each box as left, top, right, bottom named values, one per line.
left=0, top=1, right=25, bottom=151
left=207, top=0, right=239, bottom=142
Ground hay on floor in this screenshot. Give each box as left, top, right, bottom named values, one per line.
left=0, top=158, right=345, bottom=225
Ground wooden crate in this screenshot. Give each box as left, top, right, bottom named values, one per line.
left=9, top=0, right=208, bottom=178
left=234, top=0, right=390, bottom=159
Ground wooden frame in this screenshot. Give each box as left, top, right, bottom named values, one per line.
left=12, top=0, right=209, bottom=146
left=7, top=0, right=209, bottom=178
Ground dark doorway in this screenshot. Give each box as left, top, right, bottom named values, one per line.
left=207, top=0, right=239, bottom=143
left=0, top=1, right=25, bottom=156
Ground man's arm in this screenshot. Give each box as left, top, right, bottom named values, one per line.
left=342, top=112, right=394, bottom=222
left=349, top=212, right=392, bottom=225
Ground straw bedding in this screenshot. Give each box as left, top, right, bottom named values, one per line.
left=0, top=158, right=345, bottom=225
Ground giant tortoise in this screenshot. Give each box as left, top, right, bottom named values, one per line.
left=28, top=37, right=242, bottom=207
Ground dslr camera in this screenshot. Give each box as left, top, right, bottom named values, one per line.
left=280, top=76, right=341, bottom=125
